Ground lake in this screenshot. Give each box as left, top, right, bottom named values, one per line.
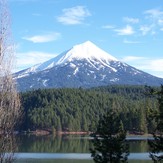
left=14, top=134, right=153, bottom=163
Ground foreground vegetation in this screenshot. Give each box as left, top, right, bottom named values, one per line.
left=148, top=85, right=163, bottom=162
left=90, top=109, right=129, bottom=162
left=20, top=85, right=158, bottom=134
left=0, top=0, right=21, bottom=162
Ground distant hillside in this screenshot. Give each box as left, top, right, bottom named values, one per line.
left=20, top=85, right=158, bottom=134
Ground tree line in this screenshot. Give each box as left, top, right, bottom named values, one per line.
left=20, top=85, right=158, bottom=134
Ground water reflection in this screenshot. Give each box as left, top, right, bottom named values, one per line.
left=16, top=159, right=94, bottom=163
left=15, top=134, right=153, bottom=163
left=129, top=140, right=149, bottom=153
left=17, top=134, right=150, bottom=153
left=16, top=159, right=152, bottom=163
left=17, top=135, right=92, bottom=153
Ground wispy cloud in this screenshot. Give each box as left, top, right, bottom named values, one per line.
left=9, top=0, right=39, bottom=2
left=23, top=32, right=61, bottom=43
left=15, top=51, right=57, bottom=72
left=114, top=25, right=135, bottom=35
left=148, top=59, right=163, bottom=71
left=139, top=25, right=154, bottom=35
left=102, top=25, right=115, bottom=29
left=140, top=8, right=163, bottom=35
left=122, top=56, right=145, bottom=62
left=121, top=56, right=163, bottom=78
left=144, top=8, right=163, bottom=21
left=32, top=13, right=41, bottom=16
left=158, top=19, right=163, bottom=25
left=113, top=8, right=163, bottom=37
left=123, top=17, right=139, bottom=24
left=123, top=39, right=141, bottom=44
left=9, top=0, right=58, bottom=4
left=57, top=6, right=91, bottom=25
left=136, top=59, right=163, bottom=78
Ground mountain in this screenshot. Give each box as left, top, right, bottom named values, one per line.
left=14, top=41, right=163, bottom=91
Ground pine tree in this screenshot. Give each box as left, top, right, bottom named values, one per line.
left=90, top=110, right=129, bottom=163
left=148, top=85, right=163, bottom=162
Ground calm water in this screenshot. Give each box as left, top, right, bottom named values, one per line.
left=14, top=134, right=153, bottom=163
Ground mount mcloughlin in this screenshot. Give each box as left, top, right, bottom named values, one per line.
left=15, top=41, right=163, bottom=91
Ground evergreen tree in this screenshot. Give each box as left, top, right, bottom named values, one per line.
left=148, top=85, right=163, bottom=162
left=90, top=110, right=129, bottom=163
left=20, top=85, right=157, bottom=133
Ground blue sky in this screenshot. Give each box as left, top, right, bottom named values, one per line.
left=8, top=0, right=163, bottom=78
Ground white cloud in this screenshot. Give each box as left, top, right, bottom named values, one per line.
left=116, top=8, right=163, bottom=37
left=123, top=17, right=139, bottom=24
left=114, top=25, right=135, bottom=35
left=136, top=59, right=163, bottom=78
left=144, top=9, right=163, bottom=20
left=122, top=56, right=145, bottom=62
left=57, top=6, right=91, bottom=25
left=15, top=51, right=57, bottom=72
left=23, top=32, right=61, bottom=43
left=158, top=19, right=163, bottom=25
left=139, top=25, right=153, bottom=35
left=121, top=56, right=163, bottom=78
left=146, top=59, right=163, bottom=71
left=143, top=9, right=163, bottom=34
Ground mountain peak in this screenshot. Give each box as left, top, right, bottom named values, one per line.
left=15, top=41, right=119, bottom=77
left=72, top=41, right=118, bottom=60
left=75, top=40, right=98, bottom=48
left=56, top=41, right=118, bottom=65
left=79, top=40, right=93, bottom=46
left=15, top=41, right=163, bottom=91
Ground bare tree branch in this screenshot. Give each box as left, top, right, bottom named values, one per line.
left=0, top=0, right=21, bottom=162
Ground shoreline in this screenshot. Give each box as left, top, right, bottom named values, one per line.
left=21, top=129, right=91, bottom=136
left=21, top=129, right=152, bottom=137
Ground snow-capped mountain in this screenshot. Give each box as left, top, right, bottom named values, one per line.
left=16, top=41, right=118, bottom=77
left=15, top=41, right=163, bottom=91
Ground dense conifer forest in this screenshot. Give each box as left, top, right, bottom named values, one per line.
left=20, top=85, right=159, bottom=134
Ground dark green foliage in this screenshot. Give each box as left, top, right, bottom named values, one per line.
left=20, top=85, right=158, bottom=133
left=148, top=85, right=163, bottom=162
left=90, top=110, right=129, bottom=163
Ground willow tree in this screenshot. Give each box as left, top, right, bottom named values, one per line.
left=0, top=0, right=21, bottom=162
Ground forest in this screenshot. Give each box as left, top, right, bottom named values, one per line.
left=19, top=85, right=159, bottom=134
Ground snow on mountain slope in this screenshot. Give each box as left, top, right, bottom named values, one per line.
left=15, top=41, right=118, bottom=78
left=55, top=41, right=118, bottom=64
left=15, top=41, right=163, bottom=91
